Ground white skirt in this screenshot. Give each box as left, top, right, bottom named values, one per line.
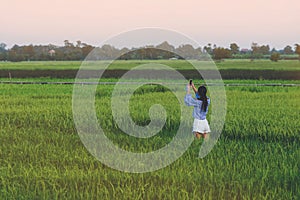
left=192, top=118, right=211, bottom=133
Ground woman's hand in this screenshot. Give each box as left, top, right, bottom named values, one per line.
left=191, top=82, right=197, bottom=94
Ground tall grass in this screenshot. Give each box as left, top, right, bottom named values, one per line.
left=0, top=84, right=299, bottom=199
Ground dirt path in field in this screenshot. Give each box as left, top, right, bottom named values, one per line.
left=0, top=69, right=299, bottom=80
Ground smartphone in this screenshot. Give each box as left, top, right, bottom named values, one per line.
left=189, top=79, right=193, bottom=85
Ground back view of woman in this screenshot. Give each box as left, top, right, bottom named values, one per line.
left=184, top=81, right=211, bottom=139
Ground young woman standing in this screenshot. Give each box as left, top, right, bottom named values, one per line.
left=184, top=81, right=211, bottom=139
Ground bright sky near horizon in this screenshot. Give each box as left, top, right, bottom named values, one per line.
left=1, top=0, right=299, bottom=49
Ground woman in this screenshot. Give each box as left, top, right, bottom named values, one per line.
left=184, top=81, right=211, bottom=139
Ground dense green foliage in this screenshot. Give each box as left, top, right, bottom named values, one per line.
left=0, top=83, right=299, bottom=199
left=270, top=53, right=280, bottom=62
left=0, top=41, right=299, bottom=61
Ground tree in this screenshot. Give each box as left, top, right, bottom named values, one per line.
left=203, top=43, right=213, bottom=55
left=99, top=44, right=119, bottom=59
left=251, top=42, right=259, bottom=53
left=156, top=41, right=175, bottom=52
left=8, top=47, right=25, bottom=62
left=270, top=52, right=280, bottom=62
left=64, top=40, right=73, bottom=47
left=251, top=42, right=263, bottom=59
left=82, top=44, right=94, bottom=58
left=259, top=45, right=270, bottom=55
left=295, top=44, right=300, bottom=61
left=283, top=45, right=293, bottom=55
left=212, top=47, right=232, bottom=61
left=176, top=44, right=199, bottom=59
left=76, top=40, right=82, bottom=48
left=156, top=41, right=175, bottom=59
left=0, top=43, right=7, bottom=61
left=0, top=43, right=7, bottom=52
left=22, top=45, right=35, bottom=60
left=270, top=48, right=277, bottom=53
left=118, top=47, right=130, bottom=60
left=230, top=43, right=239, bottom=54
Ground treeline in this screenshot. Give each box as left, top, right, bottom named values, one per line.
left=0, top=41, right=94, bottom=62
left=0, top=41, right=299, bottom=62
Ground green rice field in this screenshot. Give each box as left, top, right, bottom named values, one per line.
left=0, top=59, right=300, bottom=70
left=0, top=80, right=299, bottom=199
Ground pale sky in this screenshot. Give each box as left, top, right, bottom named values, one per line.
left=1, top=0, right=299, bottom=49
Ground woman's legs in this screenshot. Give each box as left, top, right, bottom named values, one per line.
left=194, top=132, right=208, bottom=139
left=194, top=132, right=202, bottom=139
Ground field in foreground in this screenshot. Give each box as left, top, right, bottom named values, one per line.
left=0, top=83, right=299, bottom=199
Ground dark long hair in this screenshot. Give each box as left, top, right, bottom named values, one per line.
left=197, top=85, right=208, bottom=111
